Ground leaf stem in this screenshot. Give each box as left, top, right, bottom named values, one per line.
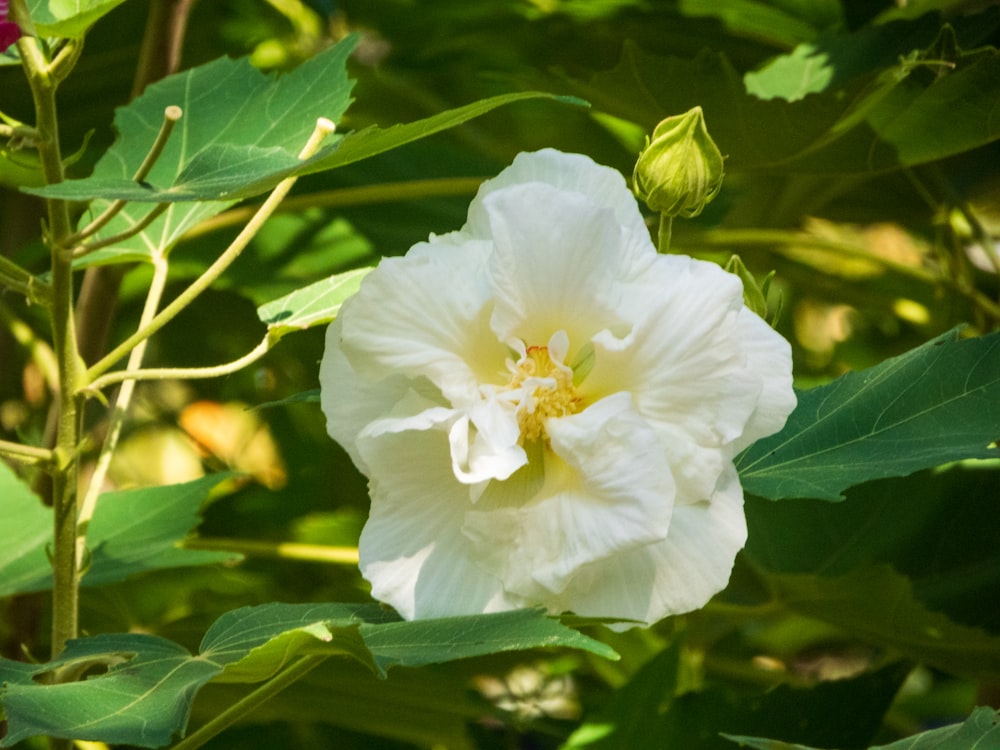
left=85, top=117, right=338, bottom=382
left=77, top=254, right=170, bottom=570
left=182, top=176, right=484, bottom=240
left=170, top=655, right=330, bottom=750
left=0, top=254, right=51, bottom=305
left=86, top=333, right=273, bottom=394
left=182, top=537, right=359, bottom=565
left=0, top=438, right=53, bottom=467
left=64, top=106, right=181, bottom=248
left=72, top=203, right=170, bottom=258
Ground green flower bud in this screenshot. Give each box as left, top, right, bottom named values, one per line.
left=632, top=106, right=725, bottom=218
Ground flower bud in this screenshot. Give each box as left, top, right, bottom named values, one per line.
left=632, top=106, right=725, bottom=218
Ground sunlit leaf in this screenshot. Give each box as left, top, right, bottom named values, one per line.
left=25, top=0, right=128, bottom=37
left=724, top=705, right=1000, bottom=749
left=0, top=605, right=617, bottom=747
left=257, top=267, right=372, bottom=339
left=0, top=473, right=236, bottom=597
left=737, top=328, right=1000, bottom=501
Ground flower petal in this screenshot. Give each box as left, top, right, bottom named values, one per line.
left=586, top=256, right=764, bottom=449
left=462, top=392, right=674, bottom=600
left=485, top=184, right=651, bottom=348
left=340, top=239, right=507, bottom=404
left=465, top=149, right=650, bottom=240
left=358, top=426, right=520, bottom=619
left=728, top=309, right=797, bottom=453
left=552, top=465, right=747, bottom=626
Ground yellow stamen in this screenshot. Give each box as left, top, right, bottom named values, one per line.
left=507, top=345, right=582, bottom=442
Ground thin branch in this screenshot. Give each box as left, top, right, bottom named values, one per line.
left=182, top=176, right=484, bottom=240
left=0, top=438, right=53, bottom=467
left=170, top=655, right=329, bottom=750
left=86, top=333, right=273, bottom=394
left=72, top=203, right=170, bottom=259
left=182, top=537, right=359, bottom=565
left=86, top=117, right=337, bottom=382
left=63, top=106, right=182, bottom=247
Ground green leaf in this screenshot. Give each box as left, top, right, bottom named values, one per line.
left=26, top=36, right=358, bottom=266
left=0, top=461, right=49, bottom=598
left=736, top=328, right=1000, bottom=501
left=568, top=23, right=1000, bottom=174
left=257, top=267, right=372, bottom=340
left=724, top=706, right=1000, bottom=750
left=678, top=0, right=842, bottom=47
left=0, top=473, right=236, bottom=597
left=0, top=605, right=616, bottom=747
left=26, top=0, right=129, bottom=37
left=770, top=566, right=1000, bottom=679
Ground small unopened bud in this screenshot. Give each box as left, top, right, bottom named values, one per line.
left=633, top=106, right=725, bottom=218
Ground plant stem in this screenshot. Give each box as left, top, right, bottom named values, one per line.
left=0, top=439, right=53, bottom=467
left=657, top=213, right=672, bottom=252
left=182, top=176, right=484, bottom=240
left=86, top=333, right=273, bottom=393
left=170, top=655, right=329, bottom=750
left=86, top=118, right=337, bottom=382
left=0, top=255, right=50, bottom=304
left=182, top=537, right=359, bottom=565
left=15, top=16, right=87, bottom=658
left=77, top=254, right=170, bottom=569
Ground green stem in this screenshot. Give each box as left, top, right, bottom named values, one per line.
left=657, top=213, right=672, bottom=252
left=77, top=254, right=170, bottom=569
left=15, top=15, right=88, bottom=658
left=0, top=254, right=51, bottom=304
left=86, top=333, right=273, bottom=394
left=182, top=176, right=484, bottom=240
left=86, top=118, right=337, bottom=382
left=0, top=438, right=53, bottom=467
left=182, top=537, right=359, bottom=565
left=170, top=655, right=329, bottom=750
left=72, top=203, right=170, bottom=258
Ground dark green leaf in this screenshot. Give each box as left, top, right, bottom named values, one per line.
left=0, top=461, right=49, bottom=597
left=0, top=605, right=615, bottom=747
left=737, top=328, right=1000, bottom=501
left=724, top=705, right=1000, bottom=749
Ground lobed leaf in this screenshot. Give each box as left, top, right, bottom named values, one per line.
left=0, top=473, right=236, bottom=597
left=0, top=605, right=616, bottom=747
left=736, top=328, right=1000, bottom=501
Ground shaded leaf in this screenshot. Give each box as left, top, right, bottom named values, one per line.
left=0, top=473, right=236, bottom=597
left=770, top=566, right=1000, bottom=679
left=724, top=705, right=1000, bottom=749
left=0, top=605, right=616, bottom=747
left=257, top=267, right=372, bottom=340
left=736, top=328, right=1000, bottom=501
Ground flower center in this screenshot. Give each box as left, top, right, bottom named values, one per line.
left=506, top=342, right=582, bottom=442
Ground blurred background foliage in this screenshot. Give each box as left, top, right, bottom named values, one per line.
left=2, top=0, right=1000, bottom=748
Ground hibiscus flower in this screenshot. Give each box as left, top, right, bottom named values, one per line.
left=320, top=149, right=795, bottom=627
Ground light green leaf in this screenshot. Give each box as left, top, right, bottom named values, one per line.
left=0, top=461, right=49, bottom=598
left=772, top=566, right=1000, bottom=679
left=26, top=0, right=128, bottom=37
left=0, top=605, right=616, bottom=747
left=736, top=328, right=1000, bottom=501
left=257, top=267, right=372, bottom=340
left=724, top=706, right=1000, bottom=749
left=0, top=473, right=235, bottom=597
left=678, top=0, right=842, bottom=47
left=27, top=36, right=358, bottom=266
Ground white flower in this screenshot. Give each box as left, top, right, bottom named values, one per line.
left=320, top=149, right=795, bottom=627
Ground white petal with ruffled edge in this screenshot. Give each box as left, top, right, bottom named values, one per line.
left=462, top=392, right=674, bottom=601
left=357, top=425, right=521, bottom=619
left=339, top=239, right=507, bottom=405
left=550, top=465, right=747, bottom=625
left=464, top=148, right=651, bottom=241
